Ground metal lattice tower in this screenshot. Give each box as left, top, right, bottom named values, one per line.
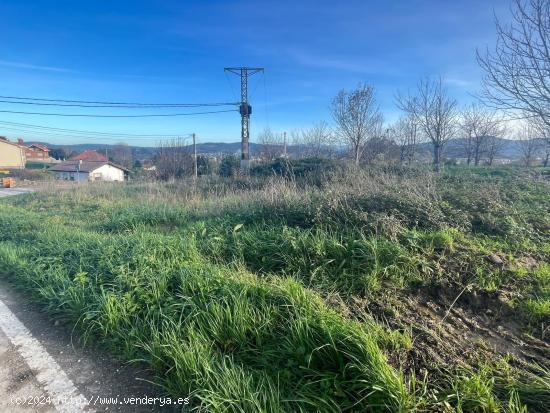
left=224, top=67, right=264, bottom=171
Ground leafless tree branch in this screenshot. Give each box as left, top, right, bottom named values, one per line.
left=396, top=77, right=459, bottom=171
left=459, top=103, right=507, bottom=165
left=477, top=0, right=550, bottom=127
left=331, top=83, right=383, bottom=165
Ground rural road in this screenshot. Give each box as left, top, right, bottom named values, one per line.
left=0, top=188, right=35, bottom=198
left=0, top=279, right=188, bottom=412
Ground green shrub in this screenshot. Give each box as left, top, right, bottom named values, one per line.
left=219, top=154, right=240, bottom=177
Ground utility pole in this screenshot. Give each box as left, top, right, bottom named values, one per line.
left=192, top=133, right=197, bottom=179
left=283, top=131, right=287, bottom=158
left=224, top=67, right=264, bottom=171
left=77, top=159, right=82, bottom=183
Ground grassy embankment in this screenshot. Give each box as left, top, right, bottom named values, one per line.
left=0, top=164, right=548, bottom=412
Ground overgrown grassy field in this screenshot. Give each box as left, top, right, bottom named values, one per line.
left=0, top=164, right=549, bottom=412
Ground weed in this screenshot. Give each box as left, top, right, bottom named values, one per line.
left=1, top=165, right=549, bottom=411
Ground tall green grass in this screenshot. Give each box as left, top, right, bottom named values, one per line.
left=0, top=165, right=549, bottom=411
left=0, top=212, right=416, bottom=412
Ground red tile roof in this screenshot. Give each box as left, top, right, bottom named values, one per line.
left=69, top=150, right=108, bottom=161
left=29, top=143, right=49, bottom=152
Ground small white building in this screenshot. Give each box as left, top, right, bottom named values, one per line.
left=49, top=160, right=129, bottom=182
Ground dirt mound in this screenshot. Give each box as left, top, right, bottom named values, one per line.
left=353, top=284, right=549, bottom=377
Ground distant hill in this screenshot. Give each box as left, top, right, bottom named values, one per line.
left=31, top=138, right=528, bottom=161
left=415, top=138, right=525, bottom=159
left=30, top=141, right=277, bottom=160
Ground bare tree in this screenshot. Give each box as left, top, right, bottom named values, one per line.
left=477, top=0, right=550, bottom=127
left=391, top=114, right=420, bottom=165
left=460, top=130, right=475, bottom=166
left=542, top=136, right=550, bottom=166
left=50, top=146, right=74, bottom=160
left=532, top=116, right=550, bottom=166
left=257, top=127, right=284, bottom=161
left=110, top=142, right=133, bottom=169
left=331, top=83, right=383, bottom=165
left=154, top=137, right=193, bottom=181
left=518, top=121, right=542, bottom=166
left=460, top=104, right=507, bottom=165
left=298, top=121, right=337, bottom=158
left=396, top=77, right=458, bottom=171
left=486, top=135, right=509, bottom=165
left=290, top=129, right=305, bottom=158
left=362, top=127, right=400, bottom=164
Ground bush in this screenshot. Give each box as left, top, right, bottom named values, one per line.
left=250, top=158, right=344, bottom=182
left=219, top=154, right=240, bottom=177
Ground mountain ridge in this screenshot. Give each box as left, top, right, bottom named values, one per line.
left=29, top=138, right=530, bottom=160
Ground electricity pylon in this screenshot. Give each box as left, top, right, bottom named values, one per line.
left=224, top=67, right=264, bottom=171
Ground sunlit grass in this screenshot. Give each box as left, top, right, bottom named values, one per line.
left=0, top=165, right=549, bottom=411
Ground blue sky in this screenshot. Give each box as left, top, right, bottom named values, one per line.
left=0, top=0, right=510, bottom=146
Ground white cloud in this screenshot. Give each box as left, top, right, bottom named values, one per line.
left=445, top=76, right=476, bottom=88
left=0, top=59, right=76, bottom=73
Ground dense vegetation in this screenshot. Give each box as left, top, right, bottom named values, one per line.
left=0, top=165, right=548, bottom=412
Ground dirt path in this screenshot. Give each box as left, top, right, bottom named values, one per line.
left=0, top=328, right=56, bottom=412
left=0, top=188, right=35, bottom=198
left=0, top=279, right=188, bottom=412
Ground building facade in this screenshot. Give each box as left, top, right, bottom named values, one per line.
left=0, top=138, right=26, bottom=169
left=18, top=140, right=50, bottom=161
left=49, top=160, right=128, bottom=181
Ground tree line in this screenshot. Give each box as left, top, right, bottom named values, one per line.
left=257, top=0, right=550, bottom=171
left=144, top=0, right=550, bottom=180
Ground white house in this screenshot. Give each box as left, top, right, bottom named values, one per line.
left=49, top=160, right=129, bottom=182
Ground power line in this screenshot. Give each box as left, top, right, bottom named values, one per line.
left=0, top=92, right=238, bottom=142
left=0, top=127, right=188, bottom=144
left=0, top=122, right=228, bottom=143
left=0, top=121, right=186, bottom=142
left=263, top=71, right=270, bottom=129
left=1, top=134, right=162, bottom=143
left=248, top=72, right=264, bottom=101
left=0, top=126, right=179, bottom=141
left=0, top=108, right=237, bottom=118
left=0, top=120, right=186, bottom=137
left=224, top=71, right=239, bottom=103
left=0, top=94, right=239, bottom=107
left=0, top=100, right=236, bottom=108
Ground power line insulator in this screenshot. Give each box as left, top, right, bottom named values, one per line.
left=239, top=103, right=252, bottom=116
